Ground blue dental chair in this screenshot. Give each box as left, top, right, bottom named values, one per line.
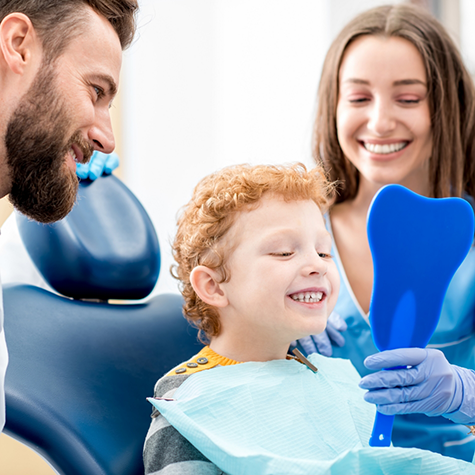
left=2, top=175, right=201, bottom=475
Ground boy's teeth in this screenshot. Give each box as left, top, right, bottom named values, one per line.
left=291, top=291, right=323, bottom=303
left=364, top=142, right=407, bottom=154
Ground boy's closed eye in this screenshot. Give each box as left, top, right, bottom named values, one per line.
left=270, top=251, right=294, bottom=257
left=268, top=251, right=334, bottom=259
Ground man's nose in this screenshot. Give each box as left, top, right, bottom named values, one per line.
left=88, top=109, right=115, bottom=154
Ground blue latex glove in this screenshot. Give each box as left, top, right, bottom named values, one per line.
left=295, top=312, right=347, bottom=356
left=359, top=348, right=475, bottom=424
left=76, top=151, right=119, bottom=180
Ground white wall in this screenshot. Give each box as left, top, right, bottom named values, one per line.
left=120, top=0, right=432, bottom=296
left=1, top=1, right=473, bottom=298
left=460, top=0, right=475, bottom=76
left=122, top=0, right=331, bottom=295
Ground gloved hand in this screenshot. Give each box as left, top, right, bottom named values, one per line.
left=76, top=151, right=120, bottom=180
left=295, top=312, right=347, bottom=356
left=359, top=348, right=475, bottom=424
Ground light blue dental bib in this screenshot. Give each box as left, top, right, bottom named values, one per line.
left=149, top=353, right=475, bottom=475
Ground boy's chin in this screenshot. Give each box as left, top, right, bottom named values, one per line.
left=292, top=329, right=326, bottom=343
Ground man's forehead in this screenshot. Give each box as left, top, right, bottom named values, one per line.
left=57, top=7, right=122, bottom=81
left=63, top=6, right=122, bottom=53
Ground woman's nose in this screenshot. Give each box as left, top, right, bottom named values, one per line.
left=367, top=99, right=396, bottom=136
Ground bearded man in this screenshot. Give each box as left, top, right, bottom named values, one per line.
left=0, top=0, right=138, bottom=435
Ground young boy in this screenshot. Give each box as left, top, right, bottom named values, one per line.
left=143, top=163, right=475, bottom=475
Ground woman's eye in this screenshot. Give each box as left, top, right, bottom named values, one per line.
left=348, top=97, right=369, bottom=104
left=397, top=95, right=421, bottom=105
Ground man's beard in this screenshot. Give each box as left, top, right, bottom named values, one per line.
left=5, top=63, right=93, bottom=223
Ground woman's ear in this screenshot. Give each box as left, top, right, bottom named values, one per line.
left=190, top=266, right=229, bottom=308
left=0, top=13, right=38, bottom=75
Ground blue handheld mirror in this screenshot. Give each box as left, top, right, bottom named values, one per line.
left=367, top=184, right=474, bottom=447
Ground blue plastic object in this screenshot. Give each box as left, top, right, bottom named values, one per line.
left=366, top=185, right=474, bottom=447
left=16, top=174, right=160, bottom=300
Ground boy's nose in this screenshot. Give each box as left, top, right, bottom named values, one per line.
left=303, top=252, right=327, bottom=276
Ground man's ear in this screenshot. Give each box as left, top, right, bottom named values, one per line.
left=0, top=13, right=38, bottom=75
left=190, top=266, right=228, bottom=308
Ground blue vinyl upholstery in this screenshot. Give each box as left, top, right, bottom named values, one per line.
left=16, top=175, right=160, bottom=300
left=3, top=175, right=201, bottom=475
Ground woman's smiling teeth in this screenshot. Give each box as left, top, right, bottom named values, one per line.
left=291, top=291, right=323, bottom=303
left=363, top=142, right=408, bottom=154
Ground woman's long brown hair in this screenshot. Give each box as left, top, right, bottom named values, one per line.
left=313, top=4, right=475, bottom=204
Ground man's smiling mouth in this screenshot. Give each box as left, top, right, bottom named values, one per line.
left=69, top=143, right=85, bottom=164
left=70, top=147, right=78, bottom=163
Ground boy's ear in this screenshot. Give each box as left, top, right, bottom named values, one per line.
left=190, top=266, right=228, bottom=308
left=0, top=13, right=38, bottom=75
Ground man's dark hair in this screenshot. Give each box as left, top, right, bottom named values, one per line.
left=0, top=0, right=138, bottom=59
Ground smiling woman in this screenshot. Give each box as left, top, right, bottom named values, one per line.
left=336, top=35, right=432, bottom=197
left=307, top=2, right=475, bottom=462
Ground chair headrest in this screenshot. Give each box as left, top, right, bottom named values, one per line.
left=17, top=174, right=160, bottom=300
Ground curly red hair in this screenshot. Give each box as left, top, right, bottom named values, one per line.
left=172, top=162, right=333, bottom=343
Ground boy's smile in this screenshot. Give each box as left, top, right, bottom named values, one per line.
left=288, top=287, right=326, bottom=304
left=212, top=194, right=340, bottom=361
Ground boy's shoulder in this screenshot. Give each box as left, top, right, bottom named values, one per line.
left=152, top=352, right=211, bottom=396
left=151, top=346, right=231, bottom=418
left=163, top=345, right=241, bottom=379
left=164, top=346, right=219, bottom=378
left=154, top=346, right=235, bottom=393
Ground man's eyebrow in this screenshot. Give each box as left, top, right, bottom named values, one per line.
left=90, top=74, right=118, bottom=96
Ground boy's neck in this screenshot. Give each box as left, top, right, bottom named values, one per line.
left=209, top=333, right=290, bottom=363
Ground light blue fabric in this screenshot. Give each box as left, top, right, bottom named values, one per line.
left=149, top=354, right=475, bottom=475
left=325, top=212, right=475, bottom=461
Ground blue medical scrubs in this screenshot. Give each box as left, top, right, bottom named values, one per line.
left=325, top=214, right=475, bottom=462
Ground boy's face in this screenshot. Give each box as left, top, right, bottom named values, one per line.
left=220, top=195, right=340, bottom=346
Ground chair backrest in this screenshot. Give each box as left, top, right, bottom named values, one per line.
left=3, top=175, right=201, bottom=475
